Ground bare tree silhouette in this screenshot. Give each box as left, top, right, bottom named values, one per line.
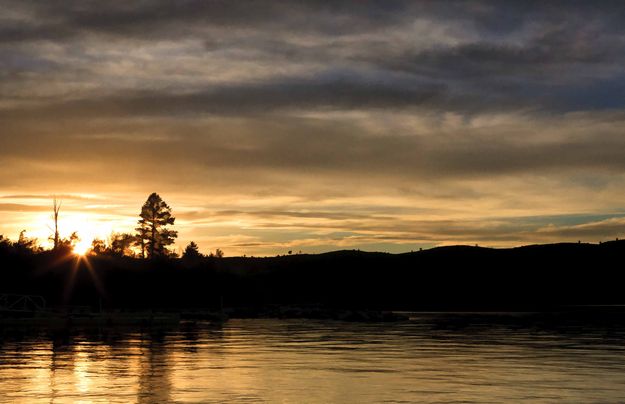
left=52, top=198, right=61, bottom=250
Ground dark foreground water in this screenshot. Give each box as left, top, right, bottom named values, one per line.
left=1, top=313, right=625, bottom=403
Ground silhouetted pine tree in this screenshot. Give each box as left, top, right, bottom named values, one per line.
left=135, top=193, right=178, bottom=259
left=110, top=232, right=136, bottom=257
left=183, top=241, right=202, bottom=260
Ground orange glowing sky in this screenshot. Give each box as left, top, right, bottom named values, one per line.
left=2, top=2, right=625, bottom=256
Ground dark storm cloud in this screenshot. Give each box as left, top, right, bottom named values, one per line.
left=5, top=110, right=625, bottom=188
left=3, top=1, right=625, bottom=113
left=427, top=135, right=625, bottom=177
left=0, top=0, right=410, bottom=43
left=372, top=32, right=616, bottom=80
left=0, top=73, right=446, bottom=119
left=2, top=1, right=623, bottom=42
left=355, top=14, right=625, bottom=111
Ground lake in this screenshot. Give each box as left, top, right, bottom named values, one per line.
left=1, top=312, right=625, bottom=403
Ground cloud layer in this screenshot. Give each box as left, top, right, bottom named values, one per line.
left=2, top=1, right=625, bottom=255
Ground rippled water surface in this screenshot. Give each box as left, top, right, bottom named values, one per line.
left=2, top=313, right=625, bottom=403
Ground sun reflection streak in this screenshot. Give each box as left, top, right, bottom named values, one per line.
left=73, top=344, right=92, bottom=395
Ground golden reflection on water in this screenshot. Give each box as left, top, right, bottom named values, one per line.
left=1, top=316, right=625, bottom=403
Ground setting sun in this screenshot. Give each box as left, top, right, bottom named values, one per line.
left=73, top=240, right=91, bottom=256
left=39, top=212, right=115, bottom=254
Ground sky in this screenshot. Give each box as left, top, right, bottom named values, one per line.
left=2, top=1, right=625, bottom=256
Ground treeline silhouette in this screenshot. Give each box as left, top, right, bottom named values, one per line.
left=9, top=193, right=185, bottom=258
left=2, top=193, right=624, bottom=312
left=1, top=237, right=625, bottom=312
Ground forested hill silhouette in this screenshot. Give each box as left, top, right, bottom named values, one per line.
left=2, top=239, right=625, bottom=312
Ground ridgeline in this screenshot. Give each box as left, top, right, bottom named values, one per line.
left=1, top=240, right=624, bottom=313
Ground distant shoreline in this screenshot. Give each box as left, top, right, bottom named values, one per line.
left=2, top=239, right=625, bottom=313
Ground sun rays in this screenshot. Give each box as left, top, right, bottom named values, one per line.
left=64, top=252, right=107, bottom=304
